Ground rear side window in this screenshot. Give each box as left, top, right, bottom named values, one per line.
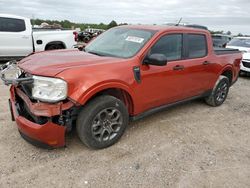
left=0, top=17, right=26, bottom=32
left=150, top=34, right=182, bottom=61
left=187, top=34, right=207, bottom=58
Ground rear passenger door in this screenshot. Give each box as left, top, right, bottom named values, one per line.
left=180, top=33, right=214, bottom=98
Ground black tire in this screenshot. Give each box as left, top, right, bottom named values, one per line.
left=239, top=70, right=249, bottom=77
left=239, top=71, right=245, bottom=77
left=205, top=75, right=230, bottom=107
left=46, top=44, right=64, bottom=50
left=76, top=95, right=129, bottom=149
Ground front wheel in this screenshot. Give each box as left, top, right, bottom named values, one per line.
left=205, top=75, right=230, bottom=107
left=76, top=95, right=129, bottom=149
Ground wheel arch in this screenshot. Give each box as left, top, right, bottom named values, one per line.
left=220, top=66, right=233, bottom=85
left=45, top=41, right=66, bottom=50
left=77, top=84, right=135, bottom=115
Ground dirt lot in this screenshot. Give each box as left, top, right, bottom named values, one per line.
left=0, top=77, right=249, bottom=188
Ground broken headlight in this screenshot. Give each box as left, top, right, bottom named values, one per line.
left=32, top=76, right=68, bottom=103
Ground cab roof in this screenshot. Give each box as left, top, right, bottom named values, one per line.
left=117, top=24, right=209, bottom=34
left=0, top=14, right=29, bottom=20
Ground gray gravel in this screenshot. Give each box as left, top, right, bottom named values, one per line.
left=0, top=77, right=249, bottom=188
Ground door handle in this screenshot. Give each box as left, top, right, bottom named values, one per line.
left=22, top=35, right=29, bottom=39
left=203, top=61, right=210, bottom=65
left=173, top=65, right=184, bottom=71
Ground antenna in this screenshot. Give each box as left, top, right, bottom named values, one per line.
left=175, top=18, right=182, bottom=26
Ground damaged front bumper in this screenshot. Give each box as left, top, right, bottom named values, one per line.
left=10, top=86, right=74, bottom=148
left=9, top=86, right=75, bottom=148
left=1, top=61, right=76, bottom=148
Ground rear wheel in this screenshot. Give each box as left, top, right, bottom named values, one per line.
left=205, top=75, right=230, bottom=107
left=76, top=95, right=129, bottom=149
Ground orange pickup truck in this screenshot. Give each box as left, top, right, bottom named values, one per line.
left=0, top=25, right=242, bottom=149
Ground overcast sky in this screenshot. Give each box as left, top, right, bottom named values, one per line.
left=0, top=0, right=249, bottom=34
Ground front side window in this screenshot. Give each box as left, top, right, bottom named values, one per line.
left=0, top=17, right=26, bottom=32
left=85, top=28, right=156, bottom=58
left=149, top=34, right=182, bottom=61
left=187, top=34, right=207, bottom=58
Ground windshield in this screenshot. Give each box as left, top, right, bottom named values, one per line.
left=227, top=38, right=250, bottom=48
left=85, top=27, right=156, bottom=58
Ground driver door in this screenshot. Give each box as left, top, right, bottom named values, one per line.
left=137, top=34, right=187, bottom=111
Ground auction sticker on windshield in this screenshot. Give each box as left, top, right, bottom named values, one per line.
left=125, top=36, right=144, bottom=43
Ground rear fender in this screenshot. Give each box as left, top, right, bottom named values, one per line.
left=219, top=65, right=235, bottom=82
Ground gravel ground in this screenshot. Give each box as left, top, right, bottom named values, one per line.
left=0, top=77, right=249, bottom=188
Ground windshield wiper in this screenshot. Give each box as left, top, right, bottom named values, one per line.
left=87, top=50, right=105, bottom=56
left=86, top=50, right=122, bottom=58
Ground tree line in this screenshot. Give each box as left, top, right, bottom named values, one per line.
left=31, top=19, right=245, bottom=36
left=31, top=19, right=125, bottom=30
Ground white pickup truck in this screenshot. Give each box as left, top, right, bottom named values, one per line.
left=0, top=14, right=77, bottom=61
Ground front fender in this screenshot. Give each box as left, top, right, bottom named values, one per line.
left=69, top=80, right=135, bottom=105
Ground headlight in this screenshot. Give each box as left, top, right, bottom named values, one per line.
left=32, top=76, right=67, bottom=103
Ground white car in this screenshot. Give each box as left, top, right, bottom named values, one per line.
left=227, top=37, right=250, bottom=75
left=0, top=14, right=77, bottom=61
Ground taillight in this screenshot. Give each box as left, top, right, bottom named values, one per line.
left=73, top=31, right=78, bottom=42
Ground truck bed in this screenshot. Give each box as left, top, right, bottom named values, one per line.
left=214, top=47, right=240, bottom=55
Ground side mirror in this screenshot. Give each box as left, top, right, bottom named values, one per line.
left=143, top=54, right=168, bottom=66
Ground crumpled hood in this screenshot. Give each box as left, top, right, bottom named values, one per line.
left=18, top=49, right=123, bottom=77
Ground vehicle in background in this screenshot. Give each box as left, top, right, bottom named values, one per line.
left=77, top=30, right=105, bottom=43
left=77, top=31, right=92, bottom=43
left=85, top=28, right=105, bottom=34
left=227, top=37, right=250, bottom=75
left=0, top=14, right=77, bottom=61
left=212, top=34, right=232, bottom=48
left=0, top=25, right=242, bottom=149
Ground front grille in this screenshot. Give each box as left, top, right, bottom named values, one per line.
left=242, top=61, right=250, bottom=68
left=19, top=84, right=33, bottom=98
left=15, top=95, right=48, bottom=125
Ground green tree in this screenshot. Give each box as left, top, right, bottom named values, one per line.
left=61, top=20, right=72, bottom=28
left=107, top=20, right=118, bottom=29
left=226, top=31, right=232, bottom=35
left=31, top=18, right=111, bottom=31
